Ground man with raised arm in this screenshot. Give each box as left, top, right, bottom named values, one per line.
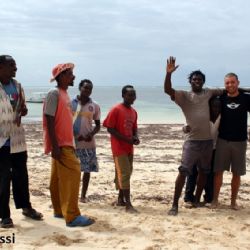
left=164, top=56, right=223, bottom=215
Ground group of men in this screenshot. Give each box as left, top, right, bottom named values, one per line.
left=165, top=56, right=250, bottom=215
left=0, top=55, right=139, bottom=228
left=0, top=54, right=249, bottom=229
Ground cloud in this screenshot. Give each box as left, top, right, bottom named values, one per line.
left=1, top=0, right=250, bottom=86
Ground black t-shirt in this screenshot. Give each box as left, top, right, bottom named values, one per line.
left=219, top=92, right=250, bottom=141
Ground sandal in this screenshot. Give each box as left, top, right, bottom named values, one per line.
left=22, top=208, right=43, bottom=220
left=66, top=215, right=94, bottom=227
left=1, top=218, right=14, bottom=228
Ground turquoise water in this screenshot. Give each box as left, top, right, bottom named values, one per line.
left=23, top=85, right=218, bottom=124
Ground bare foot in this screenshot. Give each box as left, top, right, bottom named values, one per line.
left=111, top=199, right=126, bottom=207
left=230, top=203, right=240, bottom=210
left=168, top=206, right=178, bottom=216
left=126, top=205, right=138, bottom=213
left=210, top=200, right=219, bottom=209
left=184, top=202, right=193, bottom=208
left=117, top=197, right=126, bottom=206
left=80, top=197, right=88, bottom=203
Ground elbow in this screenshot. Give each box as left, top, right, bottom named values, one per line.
left=164, top=88, right=171, bottom=95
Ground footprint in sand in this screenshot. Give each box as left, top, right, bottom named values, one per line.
left=33, top=232, right=85, bottom=247
left=89, top=220, right=116, bottom=233
left=144, top=244, right=162, bottom=250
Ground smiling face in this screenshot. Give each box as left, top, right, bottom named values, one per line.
left=190, top=74, right=204, bottom=93
left=224, top=74, right=239, bottom=97
left=80, top=82, right=93, bottom=98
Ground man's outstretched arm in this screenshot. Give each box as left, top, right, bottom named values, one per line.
left=164, top=56, right=179, bottom=100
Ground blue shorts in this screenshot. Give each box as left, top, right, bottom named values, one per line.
left=76, top=148, right=99, bottom=173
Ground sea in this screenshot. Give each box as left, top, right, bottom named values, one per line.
left=22, top=84, right=238, bottom=124
left=23, top=85, right=187, bottom=124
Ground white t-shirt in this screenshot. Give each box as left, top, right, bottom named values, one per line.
left=72, top=98, right=101, bottom=149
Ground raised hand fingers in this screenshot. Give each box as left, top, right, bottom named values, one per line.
left=169, top=56, right=176, bottom=64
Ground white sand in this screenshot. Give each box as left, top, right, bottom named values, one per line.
left=1, top=123, right=250, bottom=250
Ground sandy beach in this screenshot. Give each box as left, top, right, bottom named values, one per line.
left=1, top=122, right=250, bottom=250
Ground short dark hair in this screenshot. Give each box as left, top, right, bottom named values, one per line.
left=188, top=70, right=206, bottom=83
left=78, top=79, right=93, bottom=90
left=225, top=72, right=238, bottom=80
left=122, top=85, right=135, bottom=96
left=0, top=55, right=14, bottom=64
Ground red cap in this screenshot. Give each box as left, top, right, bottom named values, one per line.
left=50, top=63, right=74, bottom=82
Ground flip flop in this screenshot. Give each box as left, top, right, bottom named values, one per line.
left=66, top=215, right=95, bottom=227
left=22, top=208, right=43, bottom=220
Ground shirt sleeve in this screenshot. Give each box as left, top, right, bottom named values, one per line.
left=103, top=107, right=118, bottom=128
left=43, top=89, right=59, bottom=116
left=93, top=103, right=101, bottom=120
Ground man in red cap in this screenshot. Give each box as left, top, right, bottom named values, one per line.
left=43, top=63, right=94, bottom=227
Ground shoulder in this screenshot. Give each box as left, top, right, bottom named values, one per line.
left=173, top=90, right=188, bottom=99
left=206, top=87, right=224, bottom=96
left=130, top=106, right=137, bottom=114
left=11, top=79, right=22, bottom=92
left=12, top=79, right=20, bottom=86
left=107, top=103, right=121, bottom=115
left=90, top=99, right=100, bottom=108
left=72, top=96, right=78, bottom=104
left=47, top=88, right=59, bottom=97
left=240, top=92, right=250, bottom=102
left=112, top=103, right=122, bottom=110
left=45, top=88, right=59, bottom=105
left=241, top=92, right=250, bottom=97
left=175, top=89, right=188, bottom=95
left=71, top=97, right=79, bottom=110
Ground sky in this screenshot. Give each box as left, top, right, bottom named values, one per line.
left=1, top=0, right=250, bottom=87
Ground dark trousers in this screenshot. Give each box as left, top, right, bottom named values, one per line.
left=184, top=150, right=215, bottom=203
left=0, top=147, right=31, bottom=219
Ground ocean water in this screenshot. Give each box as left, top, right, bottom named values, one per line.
left=22, top=85, right=195, bottom=124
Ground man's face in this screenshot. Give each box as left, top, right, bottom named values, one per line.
left=224, top=76, right=239, bottom=95
left=80, top=82, right=93, bottom=98
left=123, top=89, right=136, bottom=105
left=61, top=69, right=75, bottom=86
left=0, top=59, right=17, bottom=78
left=190, top=74, right=204, bottom=93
